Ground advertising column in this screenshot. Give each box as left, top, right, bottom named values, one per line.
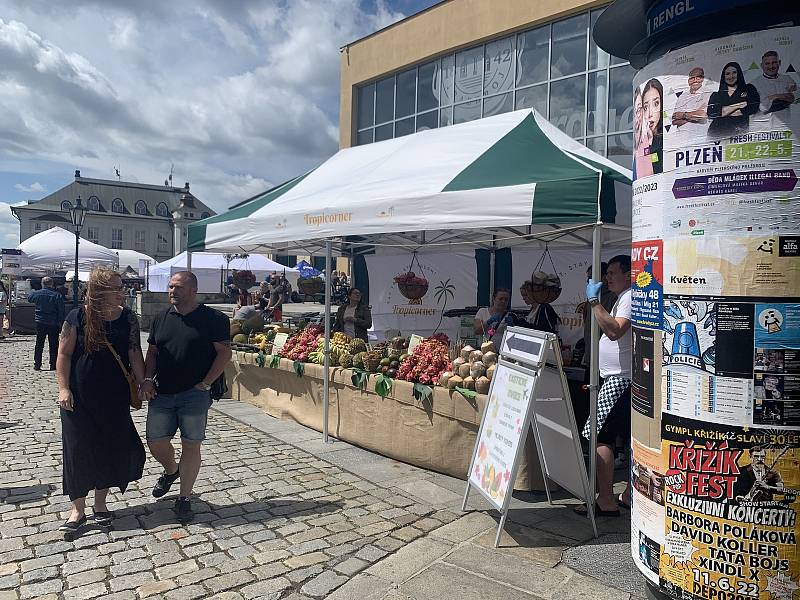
left=629, top=27, right=800, bottom=600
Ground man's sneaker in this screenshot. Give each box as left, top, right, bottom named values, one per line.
left=152, top=468, right=179, bottom=498
left=174, top=497, right=192, bottom=519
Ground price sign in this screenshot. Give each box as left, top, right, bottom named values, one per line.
left=272, top=332, right=289, bottom=354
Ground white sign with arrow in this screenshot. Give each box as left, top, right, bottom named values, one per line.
left=501, top=329, right=546, bottom=366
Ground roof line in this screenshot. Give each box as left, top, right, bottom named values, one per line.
left=74, top=177, right=189, bottom=194
left=340, top=0, right=450, bottom=50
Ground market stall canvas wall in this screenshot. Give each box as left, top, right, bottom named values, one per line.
left=511, top=246, right=629, bottom=349
left=365, top=251, right=476, bottom=341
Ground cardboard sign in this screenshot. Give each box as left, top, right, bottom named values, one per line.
left=500, top=328, right=546, bottom=366
left=407, top=334, right=424, bottom=354
left=272, top=332, right=289, bottom=354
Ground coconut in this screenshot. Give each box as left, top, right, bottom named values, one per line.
left=481, top=341, right=497, bottom=354
left=462, top=376, right=476, bottom=391
left=470, top=350, right=484, bottom=364
left=475, top=376, right=491, bottom=395
left=470, top=362, right=486, bottom=378
left=460, top=345, right=475, bottom=361
left=482, top=351, right=498, bottom=367
left=438, top=371, right=453, bottom=387
left=458, top=362, right=471, bottom=379
left=486, top=364, right=496, bottom=380
left=452, top=357, right=466, bottom=371
left=448, top=375, right=464, bottom=389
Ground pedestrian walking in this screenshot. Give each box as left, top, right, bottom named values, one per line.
left=140, top=271, right=231, bottom=519
left=28, top=276, right=65, bottom=370
left=55, top=267, right=146, bottom=535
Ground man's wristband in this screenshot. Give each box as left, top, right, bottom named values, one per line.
left=589, top=298, right=600, bottom=307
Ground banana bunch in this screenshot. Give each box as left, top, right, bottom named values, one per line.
left=308, top=350, right=325, bottom=365
left=252, top=334, right=270, bottom=352
left=349, top=338, right=367, bottom=354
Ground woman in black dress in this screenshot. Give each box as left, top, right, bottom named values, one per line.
left=56, top=267, right=146, bottom=533
left=707, top=62, right=760, bottom=138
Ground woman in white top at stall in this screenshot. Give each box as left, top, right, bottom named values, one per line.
left=473, top=288, right=511, bottom=336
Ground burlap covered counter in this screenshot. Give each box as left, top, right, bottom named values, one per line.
left=225, top=352, right=547, bottom=491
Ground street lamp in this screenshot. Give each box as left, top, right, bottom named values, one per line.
left=68, top=196, right=87, bottom=305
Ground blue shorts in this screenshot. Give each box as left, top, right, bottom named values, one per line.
left=146, top=388, right=212, bottom=443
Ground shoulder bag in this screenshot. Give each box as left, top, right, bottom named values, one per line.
left=105, top=341, right=142, bottom=410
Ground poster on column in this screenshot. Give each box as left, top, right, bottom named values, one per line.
left=365, top=251, right=476, bottom=341
left=630, top=440, right=666, bottom=585
left=753, top=303, right=800, bottom=427
left=659, top=413, right=800, bottom=600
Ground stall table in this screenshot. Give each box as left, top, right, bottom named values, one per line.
left=224, top=352, right=548, bottom=491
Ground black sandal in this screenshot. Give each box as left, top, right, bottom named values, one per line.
left=94, top=510, right=114, bottom=525
left=59, top=514, right=87, bottom=531
left=573, top=503, right=621, bottom=517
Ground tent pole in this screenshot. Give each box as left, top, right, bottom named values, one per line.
left=186, top=251, right=192, bottom=273
left=489, top=235, right=496, bottom=296
left=589, top=223, right=603, bottom=514
left=323, top=240, right=332, bottom=443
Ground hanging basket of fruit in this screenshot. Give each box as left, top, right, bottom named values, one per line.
left=529, top=246, right=561, bottom=304
left=394, top=252, right=428, bottom=302
left=232, top=269, right=257, bottom=290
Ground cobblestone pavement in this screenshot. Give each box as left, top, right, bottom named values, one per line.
left=0, top=337, right=458, bottom=600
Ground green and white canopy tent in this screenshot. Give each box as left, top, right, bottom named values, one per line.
left=188, top=109, right=631, bottom=257
left=189, top=109, right=632, bottom=533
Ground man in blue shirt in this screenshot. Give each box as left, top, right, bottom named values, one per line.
left=28, top=276, right=65, bottom=370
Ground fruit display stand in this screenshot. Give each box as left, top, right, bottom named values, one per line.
left=223, top=351, right=546, bottom=491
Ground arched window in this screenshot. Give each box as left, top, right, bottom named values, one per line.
left=134, top=200, right=148, bottom=215
left=111, top=198, right=125, bottom=214
left=200, top=212, right=211, bottom=219
left=156, top=202, right=169, bottom=217
left=60, top=200, right=72, bottom=211
left=88, top=196, right=100, bottom=211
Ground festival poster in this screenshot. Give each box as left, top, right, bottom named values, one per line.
left=660, top=413, right=800, bottom=600
left=662, top=235, right=800, bottom=299
left=631, top=440, right=667, bottom=585
left=632, top=179, right=665, bottom=242
left=632, top=240, right=664, bottom=329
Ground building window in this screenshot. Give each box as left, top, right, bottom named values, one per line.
left=61, top=200, right=72, bottom=211
left=34, top=223, right=41, bottom=234
left=200, top=212, right=210, bottom=219
left=134, top=230, right=146, bottom=250
left=111, top=228, right=123, bottom=249
left=87, top=227, right=99, bottom=244
left=157, top=233, right=169, bottom=253
left=353, top=7, right=633, bottom=162
left=156, top=202, right=169, bottom=217
left=111, top=198, right=125, bottom=214
left=134, top=200, right=148, bottom=215
left=88, top=196, right=100, bottom=211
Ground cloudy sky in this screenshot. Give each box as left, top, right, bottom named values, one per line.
left=0, top=0, right=438, bottom=248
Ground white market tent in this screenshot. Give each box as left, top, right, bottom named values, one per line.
left=18, top=227, right=117, bottom=272
left=187, top=109, right=633, bottom=533
left=115, top=249, right=156, bottom=273
left=146, top=251, right=299, bottom=293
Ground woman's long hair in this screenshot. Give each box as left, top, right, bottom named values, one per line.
left=718, top=62, right=746, bottom=93
left=84, top=266, right=122, bottom=353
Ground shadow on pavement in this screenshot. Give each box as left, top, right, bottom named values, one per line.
left=63, top=497, right=344, bottom=541
left=0, top=483, right=57, bottom=504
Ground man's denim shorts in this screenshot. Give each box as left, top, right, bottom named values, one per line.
left=146, top=387, right=212, bottom=443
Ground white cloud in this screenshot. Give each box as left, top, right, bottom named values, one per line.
left=0, top=201, right=24, bottom=248
left=0, top=1, right=420, bottom=218
left=14, top=181, right=44, bottom=192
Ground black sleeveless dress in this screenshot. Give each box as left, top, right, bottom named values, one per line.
left=61, top=307, right=145, bottom=501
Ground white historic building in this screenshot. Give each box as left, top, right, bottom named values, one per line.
left=10, top=171, right=216, bottom=263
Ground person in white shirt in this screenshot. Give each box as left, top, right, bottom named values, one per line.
left=754, top=51, right=797, bottom=130
left=575, top=254, right=632, bottom=518
left=671, top=67, right=711, bottom=143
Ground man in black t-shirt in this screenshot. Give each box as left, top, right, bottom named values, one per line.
left=141, top=271, right=231, bottom=518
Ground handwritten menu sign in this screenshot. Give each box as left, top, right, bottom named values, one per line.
left=468, top=362, right=537, bottom=510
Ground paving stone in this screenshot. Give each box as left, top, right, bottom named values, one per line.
left=301, top=570, right=349, bottom=598
left=355, top=544, right=389, bottom=562
left=334, top=557, right=369, bottom=576
left=285, top=551, right=329, bottom=569
left=401, top=563, right=539, bottom=600
left=61, top=555, right=111, bottom=576
left=203, top=570, right=256, bottom=594
left=288, top=538, right=330, bottom=555
left=111, top=547, right=147, bottom=563
left=66, top=568, right=107, bottom=589
left=287, top=565, right=325, bottom=584
left=19, top=578, right=63, bottom=599
left=0, top=574, right=20, bottom=591
left=155, top=558, right=198, bottom=580
left=0, top=565, right=16, bottom=577
left=21, top=565, right=59, bottom=584
left=164, top=584, right=206, bottom=600
left=240, top=577, right=291, bottom=600
left=62, top=582, right=108, bottom=600
left=136, top=580, right=177, bottom=598
left=176, top=567, right=219, bottom=586
left=109, top=572, right=156, bottom=593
